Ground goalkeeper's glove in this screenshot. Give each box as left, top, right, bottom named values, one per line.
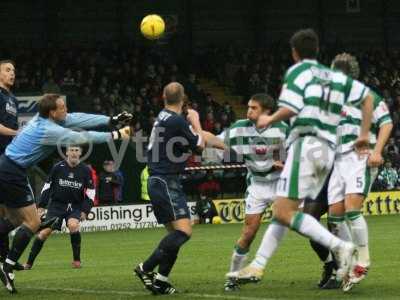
left=109, top=111, right=133, bottom=127
left=112, top=126, right=132, bottom=140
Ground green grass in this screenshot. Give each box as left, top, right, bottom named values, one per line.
left=2, top=215, right=400, bottom=299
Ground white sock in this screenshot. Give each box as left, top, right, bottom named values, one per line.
left=328, top=215, right=353, bottom=241
left=347, top=211, right=370, bottom=266
left=250, top=223, right=287, bottom=270
left=155, top=273, right=168, bottom=282
left=229, top=247, right=248, bottom=272
left=291, top=212, right=344, bottom=251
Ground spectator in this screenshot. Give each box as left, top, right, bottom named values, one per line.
left=213, top=122, right=223, bottom=135
left=203, top=112, right=215, bottom=132
left=42, top=76, right=61, bottom=94
left=377, top=161, right=399, bottom=191
left=114, top=167, right=124, bottom=203
left=195, top=194, right=218, bottom=224
left=197, top=170, right=221, bottom=198
left=219, top=113, right=231, bottom=130
left=87, top=163, right=99, bottom=206
left=385, top=137, right=399, bottom=156
left=97, top=160, right=122, bottom=205
left=222, top=102, right=236, bottom=124
left=140, top=166, right=150, bottom=202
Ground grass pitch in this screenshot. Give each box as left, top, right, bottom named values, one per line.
left=2, top=215, right=399, bottom=300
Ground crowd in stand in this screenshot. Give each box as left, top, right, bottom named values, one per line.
left=9, top=45, right=236, bottom=137
left=6, top=43, right=400, bottom=196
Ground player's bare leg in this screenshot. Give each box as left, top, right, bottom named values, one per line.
left=225, top=213, right=262, bottom=291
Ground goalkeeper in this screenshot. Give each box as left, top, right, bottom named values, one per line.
left=0, top=93, right=132, bottom=294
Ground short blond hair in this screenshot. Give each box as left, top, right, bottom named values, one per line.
left=331, top=53, right=360, bottom=79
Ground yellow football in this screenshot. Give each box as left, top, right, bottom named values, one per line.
left=140, top=14, right=165, bottom=40
left=212, top=216, right=222, bottom=224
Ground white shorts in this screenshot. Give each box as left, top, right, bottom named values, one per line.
left=245, top=180, right=278, bottom=215
left=328, top=151, right=378, bottom=205
left=276, top=136, right=335, bottom=200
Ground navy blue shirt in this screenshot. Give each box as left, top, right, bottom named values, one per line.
left=147, top=109, right=200, bottom=175
left=38, top=161, right=95, bottom=214
left=0, top=87, right=18, bottom=154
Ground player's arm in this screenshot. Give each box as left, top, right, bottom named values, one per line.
left=62, top=111, right=133, bottom=130
left=182, top=109, right=205, bottom=152
left=345, top=80, right=373, bottom=153
left=202, top=131, right=226, bottom=150
left=0, top=124, right=17, bottom=136
left=41, top=122, right=131, bottom=146
left=357, top=93, right=374, bottom=149
left=0, top=102, right=18, bottom=136
left=257, top=78, right=303, bottom=128
left=81, top=167, right=96, bottom=218
left=369, top=102, right=393, bottom=167
left=257, top=107, right=297, bottom=128
left=37, top=165, right=57, bottom=209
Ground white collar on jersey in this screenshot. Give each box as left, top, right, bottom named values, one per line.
left=302, top=59, right=318, bottom=64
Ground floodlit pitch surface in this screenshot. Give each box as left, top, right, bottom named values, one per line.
left=4, top=215, right=399, bottom=299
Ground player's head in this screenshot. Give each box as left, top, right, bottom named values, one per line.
left=331, top=53, right=360, bottom=79
left=103, top=160, right=114, bottom=172
left=247, top=93, right=275, bottom=122
left=163, top=82, right=185, bottom=108
left=38, top=94, right=68, bottom=121
left=0, top=60, right=15, bottom=90
left=290, top=28, right=319, bottom=62
left=66, top=145, right=82, bottom=165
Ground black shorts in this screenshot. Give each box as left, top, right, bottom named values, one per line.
left=46, top=202, right=81, bottom=231
left=0, top=155, right=35, bottom=208
left=148, top=175, right=190, bottom=225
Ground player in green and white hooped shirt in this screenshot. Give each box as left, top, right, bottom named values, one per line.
left=248, top=29, right=375, bottom=285
left=201, top=95, right=288, bottom=289
left=208, top=94, right=289, bottom=291
left=327, top=53, right=393, bottom=291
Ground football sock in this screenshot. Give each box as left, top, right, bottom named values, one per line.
left=70, top=232, right=81, bottom=262
left=155, top=273, right=169, bottom=282
left=0, top=235, right=10, bottom=262
left=27, top=237, right=46, bottom=266
left=346, top=211, right=370, bottom=266
left=0, top=217, right=14, bottom=235
left=290, top=212, right=344, bottom=251
left=4, top=225, right=34, bottom=273
left=0, top=218, right=15, bottom=261
left=309, top=239, right=331, bottom=263
left=143, top=230, right=190, bottom=275
left=328, top=214, right=352, bottom=241
left=251, top=221, right=287, bottom=270
left=229, top=244, right=248, bottom=272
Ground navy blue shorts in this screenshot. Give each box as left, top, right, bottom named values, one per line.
left=0, top=155, right=35, bottom=208
left=46, top=202, right=81, bottom=231
left=148, top=175, right=190, bottom=225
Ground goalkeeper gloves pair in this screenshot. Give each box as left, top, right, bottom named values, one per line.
left=109, top=111, right=134, bottom=140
